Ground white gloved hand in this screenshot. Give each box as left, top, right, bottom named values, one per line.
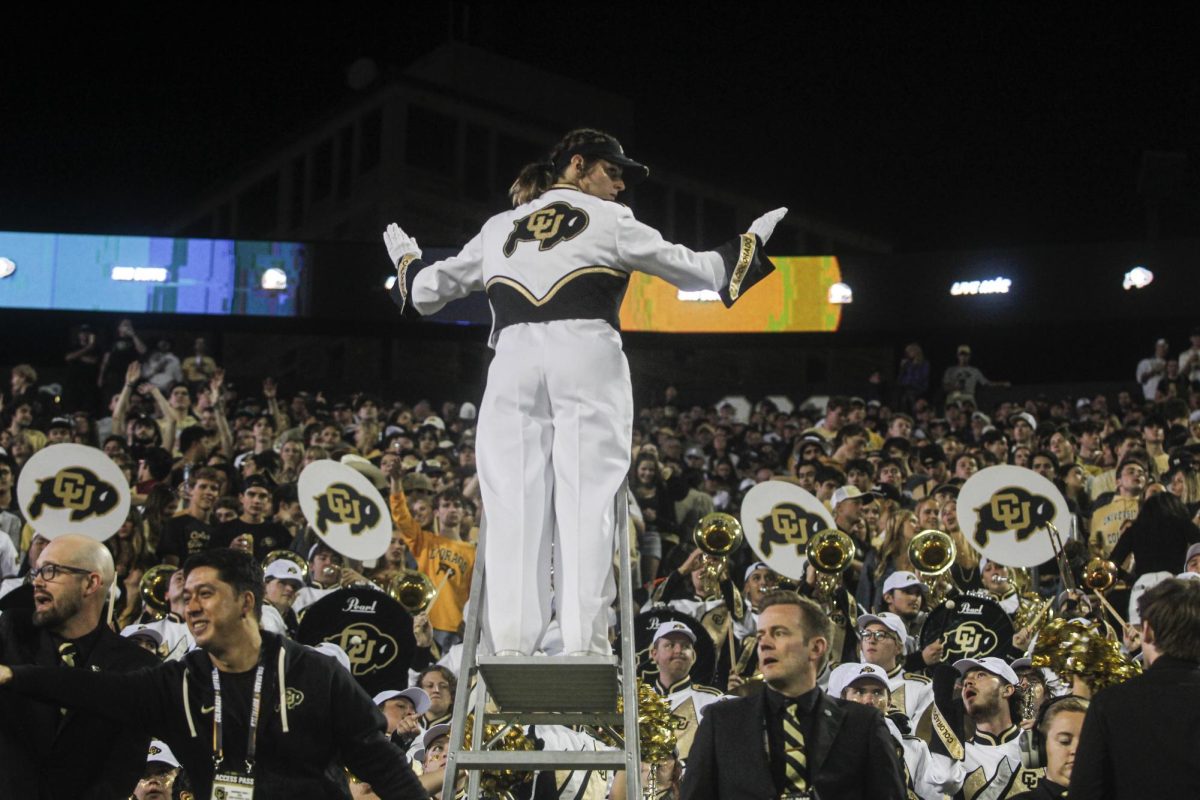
left=748, top=207, right=788, bottom=245
left=383, top=223, right=422, bottom=265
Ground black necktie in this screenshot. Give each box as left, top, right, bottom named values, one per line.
left=57, top=642, right=78, bottom=716
left=782, top=702, right=809, bottom=793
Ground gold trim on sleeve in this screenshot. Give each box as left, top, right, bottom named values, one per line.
left=931, top=703, right=964, bottom=761
left=727, top=233, right=756, bottom=302
left=397, top=253, right=418, bottom=305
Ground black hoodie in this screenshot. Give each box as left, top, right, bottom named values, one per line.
left=8, top=631, right=426, bottom=799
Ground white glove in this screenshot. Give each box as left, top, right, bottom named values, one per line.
left=748, top=207, right=788, bottom=245
left=383, top=223, right=422, bottom=265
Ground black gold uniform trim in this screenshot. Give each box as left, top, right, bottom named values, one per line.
left=388, top=253, right=426, bottom=320
left=486, top=266, right=629, bottom=336
left=716, top=233, right=775, bottom=308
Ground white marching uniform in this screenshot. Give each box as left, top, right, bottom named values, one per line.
left=398, top=185, right=771, bottom=655
left=885, top=663, right=935, bottom=725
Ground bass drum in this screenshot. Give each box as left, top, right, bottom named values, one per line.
left=297, top=585, right=416, bottom=697
left=920, top=593, right=1019, bottom=663
left=625, top=607, right=717, bottom=686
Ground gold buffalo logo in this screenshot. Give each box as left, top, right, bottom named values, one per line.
left=28, top=467, right=120, bottom=521
left=973, top=486, right=1055, bottom=548
left=941, top=621, right=999, bottom=660
left=502, top=201, right=589, bottom=257
left=326, top=622, right=399, bottom=677
left=314, top=483, right=380, bottom=535
left=758, top=502, right=826, bottom=557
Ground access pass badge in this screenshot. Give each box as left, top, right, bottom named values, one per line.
left=211, top=770, right=255, bottom=800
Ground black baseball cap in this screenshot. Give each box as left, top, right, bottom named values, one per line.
left=554, top=135, right=649, bottom=184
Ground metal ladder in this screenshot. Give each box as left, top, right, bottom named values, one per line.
left=442, top=485, right=642, bottom=799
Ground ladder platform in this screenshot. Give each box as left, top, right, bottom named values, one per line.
left=453, top=750, right=628, bottom=771
left=477, top=655, right=620, bottom=713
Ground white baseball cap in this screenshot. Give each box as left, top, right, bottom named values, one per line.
left=264, top=558, right=305, bottom=584
left=459, top=402, right=478, bottom=421
left=121, top=624, right=164, bottom=648
left=651, top=620, right=696, bottom=647
left=744, top=561, right=771, bottom=583
left=1010, top=656, right=1033, bottom=671
left=954, top=656, right=1019, bottom=686
left=831, top=485, right=875, bottom=507
left=373, top=687, right=431, bottom=717
left=146, top=739, right=180, bottom=769
left=857, top=612, right=908, bottom=643
left=310, top=642, right=352, bottom=673
left=1185, top=543, right=1200, bottom=569
left=882, top=571, right=927, bottom=596
left=828, top=662, right=890, bottom=699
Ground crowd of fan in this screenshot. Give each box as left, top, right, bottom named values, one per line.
left=4, top=321, right=1200, bottom=799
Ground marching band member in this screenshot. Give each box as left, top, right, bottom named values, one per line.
left=644, top=621, right=724, bottom=761
left=928, top=657, right=1045, bottom=800
left=829, top=661, right=957, bottom=800
left=856, top=612, right=934, bottom=725
left=384, top=127, right=784, bottom=656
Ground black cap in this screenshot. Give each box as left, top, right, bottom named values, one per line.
left=554, top=135, right=649, bottom=184
left=47, top=416, right=73, bottom=431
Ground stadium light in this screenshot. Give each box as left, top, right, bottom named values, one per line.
left=261, top=268, right=288, bottom=290
left=1123, top=266, right=1153, bottom=290
left=828, top=282, right=853, bottom=304
left=0, top=257, right=15, bottom=279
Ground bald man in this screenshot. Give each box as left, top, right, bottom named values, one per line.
left=0, top=533, right=158, bottom=799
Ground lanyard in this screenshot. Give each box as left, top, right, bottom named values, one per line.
left=211, top=658, right=267, bottom=773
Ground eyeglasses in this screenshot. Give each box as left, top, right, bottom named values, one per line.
left=32, top=563, right=95, bottom=582
left=858, top=630, right=897, bottom=643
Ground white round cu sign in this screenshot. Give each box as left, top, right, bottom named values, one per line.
left=956, top=465, right=1069, bottom=568
left=739, top=480, right=836, bottom=581
left=16, top=444, right=131, bottom=542
left=298, top=461, right=390, bottom=560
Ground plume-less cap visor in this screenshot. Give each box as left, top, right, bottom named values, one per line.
left=554, top=140, right=649, bottom=184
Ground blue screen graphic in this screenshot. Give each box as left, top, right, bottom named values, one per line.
left=0, top=231, right=308, bottom=316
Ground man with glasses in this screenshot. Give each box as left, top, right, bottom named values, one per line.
left=856, top=612, right=934, bottom=726
left=0, top=533, right=158, bottom=798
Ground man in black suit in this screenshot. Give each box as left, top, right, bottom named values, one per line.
left=0, top=533, right=158, bottom=799
left=682, top=590, right=905, bottom=800
left=1070, top=577, right=1200, bottom=799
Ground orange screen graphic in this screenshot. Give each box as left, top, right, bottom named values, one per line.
left=618, top=256, right=843, bottom=333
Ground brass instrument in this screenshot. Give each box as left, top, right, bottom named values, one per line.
left=384, top=569, right=438, bottom=615
left=1081, top=558, right=1117, bottom=593
left=693, top=512, right=744, bottom=599
left=806, top=528, right=854, bottom=603
left=139, top=564, right=178, bottom=620
left=907, top=529, right=956, bottom=606
left=262, top=549, right=310, bottom=582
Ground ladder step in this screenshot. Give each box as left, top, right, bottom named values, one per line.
left=477, top=655, right=620, bottom=713
left=453, top=750, right=630, bottom=771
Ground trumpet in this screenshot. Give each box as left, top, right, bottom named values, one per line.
left=384, top=569, right=439, bottom=615
left=262, top=549, right=310, bottom=582
left=806, top=528, right=854, bottom=614
left=139, top=564, right=178, bottom=620
left=693, top=512, right=744, bottom=600
left=907, top=529, right=956, bottom=606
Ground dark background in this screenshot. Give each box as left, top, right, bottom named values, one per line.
left=3, top=6, right=1198, bottom=404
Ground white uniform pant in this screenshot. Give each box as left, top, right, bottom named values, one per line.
left=477, top=319, right=633, bottom=655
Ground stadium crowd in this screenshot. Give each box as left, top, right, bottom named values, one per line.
left=2, top=322, right=1200, bottom=799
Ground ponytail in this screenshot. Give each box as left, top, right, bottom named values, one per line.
left=507, top=127, right=625, bottom=207
left=508, top=161, right=556, bottom=207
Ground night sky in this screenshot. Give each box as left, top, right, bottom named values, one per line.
left=4, top=6, right=1198, bottom=253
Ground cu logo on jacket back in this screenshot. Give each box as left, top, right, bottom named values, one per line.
left=503, top=201, right=589, bottom=257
